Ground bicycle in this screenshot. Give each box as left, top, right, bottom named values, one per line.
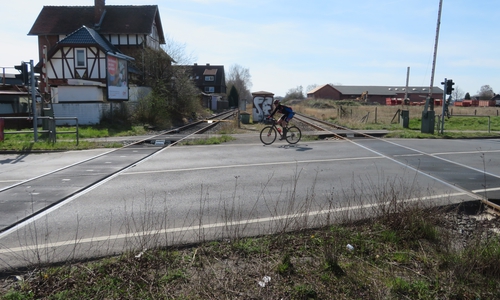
left=260, top=117, right=301, bottom=145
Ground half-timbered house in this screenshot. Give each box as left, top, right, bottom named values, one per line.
left=28, top=0, right=166, bottom=124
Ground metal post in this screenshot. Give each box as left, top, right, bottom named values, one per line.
left=440, top=78, right=447, bottom=134
left=421, top=0, right=442, bottom=134
left=404, top=67, right=410, bottom=103
left=429, top=0, right=443, bottom=98
left=30, top=60, right=38, bottom=142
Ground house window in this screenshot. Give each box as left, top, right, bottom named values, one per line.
left=205, top=75, right=215, bottom=81
left=76, top=49, right=86, bottom=67
left=205, top=86, right=215, bottom=93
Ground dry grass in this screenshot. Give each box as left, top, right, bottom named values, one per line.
left=244, top=99, right=500, bottom=128
left=293, top=101, right=500, bottom=125
left=2, top=171, right=500, bottom=299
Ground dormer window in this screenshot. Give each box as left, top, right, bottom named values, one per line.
left=76, top=49, right=86, bottom=67
left=205, top=75, right=215, bottom=81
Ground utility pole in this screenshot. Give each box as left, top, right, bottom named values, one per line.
left=404, top=66, right=410, bottom=103
left=429, top=0, right=443, bottom=98
left=421, top=0, right=443, bottom=134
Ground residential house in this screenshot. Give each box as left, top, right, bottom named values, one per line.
left=190, top=63, right=227, bottom=110
left=307, top=84, right=444, bottom=105
left=27, top=0, right=166, bottom=124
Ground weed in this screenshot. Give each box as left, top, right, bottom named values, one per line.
left=277, top=252, right=294, bottom=275
left=391, top=277, right=432, bottom=297
left=160, top=269, right=188, bottom=284
left=293, top=284, right=318, bottom=299
left=323, top=243, right=345, bottom=277
left=380, top=229, right=400, bottom=244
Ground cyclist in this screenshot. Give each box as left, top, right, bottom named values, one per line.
left=268, top=99, right=295, bottom=138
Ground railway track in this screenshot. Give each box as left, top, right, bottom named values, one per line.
left=0, top=110, right=237, bottom=234
left=293, top=112, right=500, bottom=215
left=293, top=112, right=387, bottom=139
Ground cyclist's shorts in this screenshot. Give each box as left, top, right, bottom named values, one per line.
left=280, top=112, right=295, bottom=122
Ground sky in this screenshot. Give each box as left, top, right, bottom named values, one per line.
left=1, top=0, right=498, bottom=97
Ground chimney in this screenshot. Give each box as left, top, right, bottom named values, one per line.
left=95, top=0, right=105, bottom=26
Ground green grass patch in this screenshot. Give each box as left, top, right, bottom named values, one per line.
left=178, top=134, right=235, bottom=145
left=0, top=140, right=115, bottom=151
left=335, top=114, right=500, bottom=138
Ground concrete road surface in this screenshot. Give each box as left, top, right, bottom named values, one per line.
left=0, top=136, right=499, bottom=271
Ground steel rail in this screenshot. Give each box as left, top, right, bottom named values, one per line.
left=0, top=110, right=237, bottom=233
left=294, top=113, right=500, bottom=213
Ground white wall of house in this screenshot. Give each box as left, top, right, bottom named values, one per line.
left=148, top=22, right=161, bottom=49
left=52, top=103, right=109, bottom=125
left=48, top=46, right=106, bottom=80
left=53, top=86, right=104, bottom=102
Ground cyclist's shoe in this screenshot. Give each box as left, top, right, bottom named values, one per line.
left=279, top=129, right=287, bottom=140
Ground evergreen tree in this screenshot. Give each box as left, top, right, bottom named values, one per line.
left=464, top=92, right=471, bottom=100
left=228, top=85, right=239, bottom=108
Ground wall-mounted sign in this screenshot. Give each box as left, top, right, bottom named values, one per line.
left=107, top=55, right=129, bottom=100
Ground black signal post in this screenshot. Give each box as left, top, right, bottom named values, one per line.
left=445, top=79, right=454, bottom=95
left=14, top=62, right=28, bottom=85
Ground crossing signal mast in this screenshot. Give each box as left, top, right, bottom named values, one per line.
left=439, top=78, right=454, bottom=134
left=445, top=79, right=454, bottom=95
left=14, top=60, right=38, bottom=141
left=14, top=62, right=29, bottom=85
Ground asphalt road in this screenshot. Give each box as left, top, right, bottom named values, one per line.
left=0, top=135, right=499, bottom=271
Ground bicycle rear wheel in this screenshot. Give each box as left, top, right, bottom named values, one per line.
left=285, top=126, right=301, bottom=144
left=260, top=126, right=277, bottom=145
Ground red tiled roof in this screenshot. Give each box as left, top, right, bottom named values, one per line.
left=28, top=5, right=165, bottom=44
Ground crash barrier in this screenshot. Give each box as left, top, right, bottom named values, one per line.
left=0, top=116, right=79, bottom=145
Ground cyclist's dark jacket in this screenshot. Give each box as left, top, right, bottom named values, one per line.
left=270, top=104, right=295, bottom=121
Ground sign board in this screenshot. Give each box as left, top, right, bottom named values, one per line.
left=107, top=55, right=129, bottom=100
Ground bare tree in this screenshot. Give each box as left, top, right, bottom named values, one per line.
left=162, top=36, right=196, bottom=65
left=283, top=85, right=305, bottom=101
left=451, top=86, right=464, bottom=101
left=226, top=64, right=253, bottom=102
left=306, top=84, right=318, bottom=94
left=477, top=85, right=495, bottom=100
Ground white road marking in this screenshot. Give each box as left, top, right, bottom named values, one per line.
left=122, top=156, right=383, bottom=175
left=472, top=187, right=500, bottom=193
left=0, top=192, right=467, bottom=254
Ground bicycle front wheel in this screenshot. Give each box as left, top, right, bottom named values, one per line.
left=285, top=126, right=301, bottom=144
left=260, top=126, right=277, bottom=145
